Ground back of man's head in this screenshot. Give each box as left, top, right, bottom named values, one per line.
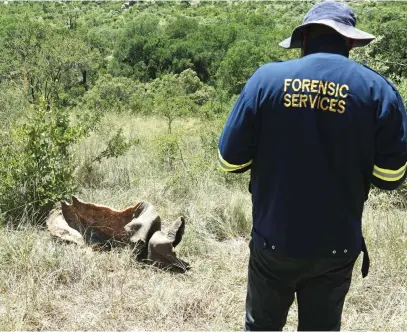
left=301, top=24, right=353, bottom=56
left=306, top=24, right=340, bottom=38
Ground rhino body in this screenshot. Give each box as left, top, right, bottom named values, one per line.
left=47, top=196, right=189, bottom=272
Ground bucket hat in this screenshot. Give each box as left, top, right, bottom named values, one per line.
left=279, top=0, right=375, bottom=49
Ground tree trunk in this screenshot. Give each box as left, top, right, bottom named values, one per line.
left=81, top=69, right=88, bottom=91
left=167, top=117, right=172, bottom=134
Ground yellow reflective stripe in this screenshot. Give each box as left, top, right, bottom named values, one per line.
left=218, top=163, right=252, bottom=172
left=373, top=162, right=407, bottom=181
left=218, top=163, right=234, bottom=172
left=373, top=170, right=406, bottom=181
left=373, top=163, right=407, bottom=175
left=218, top=149, right=252, bottom=169
left=218, top=158, right=253, bottom=172
left=218, top=149, right=252, bottom=172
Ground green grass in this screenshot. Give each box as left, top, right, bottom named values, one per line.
left=0, top=115, right=405, bottom=330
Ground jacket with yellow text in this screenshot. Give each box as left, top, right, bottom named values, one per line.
left=218, top=40, right=407, bottom=258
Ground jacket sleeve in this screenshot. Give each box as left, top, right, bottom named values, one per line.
left=217, top=71, right=261, bottom=173
left=372, top=86, right=407, bottom=190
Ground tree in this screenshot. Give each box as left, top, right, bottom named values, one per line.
left=0, top=16, right=98, bottom=110
left=150, top=75, right=194, bottom=134
left=83, top=74, right=144, bottom=113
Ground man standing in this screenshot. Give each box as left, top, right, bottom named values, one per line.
left=218, top=1, right=407, bottom=330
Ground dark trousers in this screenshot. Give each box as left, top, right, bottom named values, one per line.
left=245, top=240, right=359, bottom=331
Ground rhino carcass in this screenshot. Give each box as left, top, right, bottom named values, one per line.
left=46, top=196, right=189, bottom=273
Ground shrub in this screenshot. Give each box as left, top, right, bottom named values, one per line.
left=83, top=74, right=144, bottom=113
left=0, top=103, right=85, bottom=225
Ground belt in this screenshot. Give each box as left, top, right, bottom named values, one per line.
left=251, top=228, right=370, bottom=278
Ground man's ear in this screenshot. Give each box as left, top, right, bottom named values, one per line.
left=301, top=32, right=308, bottom=57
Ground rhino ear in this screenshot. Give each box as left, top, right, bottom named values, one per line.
left=167, top=216, right=185, bottom=248
left=71, top=196, right=89, bottom=214
left=61, top=200, right=70, bottom=209
left=61, top=201, right=75, bottom=222
left=61, top=200, right=85, bottom=234
left=72, top=195, right=81, bottom=207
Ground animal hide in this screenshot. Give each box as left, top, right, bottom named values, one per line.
left=47, top=196, right=190, bottom=273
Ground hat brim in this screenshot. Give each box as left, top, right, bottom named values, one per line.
left=279, top=19, right=375, bottom=49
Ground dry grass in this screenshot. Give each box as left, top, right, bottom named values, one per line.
left=0, top=115, right=406, bottom=330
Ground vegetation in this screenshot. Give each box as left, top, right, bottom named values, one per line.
left=0, top=116, right=405, bottom=330
left=0, top=1, right=406, bottom=330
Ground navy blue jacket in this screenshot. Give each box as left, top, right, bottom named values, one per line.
left=218, top=36, right=407, bottom=259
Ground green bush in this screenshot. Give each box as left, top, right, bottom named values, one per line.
left=145, top=69, right=216, bottom=132
left=0, top=103, right=84, bottom=224
left=83, top=74, right=145, bottom=113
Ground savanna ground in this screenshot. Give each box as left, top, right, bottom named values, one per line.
left=0, top=116, right=406, bottom=331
